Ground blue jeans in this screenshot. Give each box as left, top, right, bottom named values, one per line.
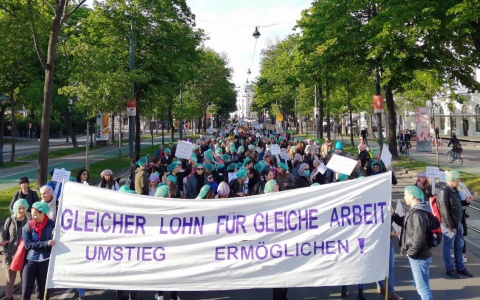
left=378, top=239, right=395, bottom=292
left=442, top=223, right=465, bottom=272
left=408, top=257, right=433, bottom=300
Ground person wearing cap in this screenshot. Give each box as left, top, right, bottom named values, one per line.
left=295, top=163, right=311, bottom=188
left=161, top=147, right=173, bottom=172
left=99, top=169, right=119, bottom=191
left=264, top=152, right=278, bottom=177
left=366, top=150, right=387, bottom=175
left=215, top=182, right=230, bottom=199
left=228, top=168, right=248, bottom=198
left=391, top=186, right=433, bottom=300
left=436, top=170, right=473, bottom=279
left=39, top=185, right=57, bottom=221
left=196, top=185, right=213, bottom=200
left=9, top=177, right=39, bottom=214
left=185, top=164, right=208, bottom=199
left=2, top=199, right=31, bottom=300
left=414, top=172, right=433, bottom=202
left=148, top=172, right=161, bottom=196
left=21, top=202, right=55, bottom=300
left=276, top=162, right=295, bottom=191
left=134, top=157, right=149, bottom=195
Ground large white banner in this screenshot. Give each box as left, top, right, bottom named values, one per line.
left=47, top=173, right=392, bottom=291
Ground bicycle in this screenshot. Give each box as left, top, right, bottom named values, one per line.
left=447, top=148, right=463, bottom=165
left=399, top=141, right=409, bottom=156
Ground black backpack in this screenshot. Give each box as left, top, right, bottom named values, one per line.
left=419, top=210, right=442, bottom=247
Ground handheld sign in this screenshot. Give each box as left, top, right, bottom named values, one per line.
left=52, top=168, right=71, bottom=182
left=325, top=154, right=357, bottom=175
left=380, top=146, right=392, bottom=168
left=269, top=144, right=281, bottom=155
left=176, top=140, right=194, bottom=160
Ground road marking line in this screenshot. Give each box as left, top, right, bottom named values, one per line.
left=0, top=162, right=63, bottom=179
left=465, top=237, right=480, bottom=250
left=58, top=288, right=74, bottom=299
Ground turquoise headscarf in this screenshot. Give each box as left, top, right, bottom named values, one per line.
left=13, top=198, right=29, bottom=213
left=199, top=185, right=211, bottom=199
left=155, top=185, right=170, bottom=197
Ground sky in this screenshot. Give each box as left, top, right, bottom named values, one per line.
left=187, top=0, right=312, bottom=86
left=85, top=0, right=312, bottom=86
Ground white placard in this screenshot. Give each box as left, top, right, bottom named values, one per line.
left=425, top=166, right=440, bottom=178
left=392, top=200, right=405, bottom=238
left=207, top=128, right=214, bottom=135
left=47, top=174, right=391, bottom=291
left=52, top=168, right=71, bottom=182
left=317, top=163, right=327, bottom=175
left=176, top=140, right=194, bottom=159
left=325, top=154, right=358, bottom=175
left=458, top=182, right=472, bottom=198
left=438, top=172, right=446, bottom=183
left=276, top=127, right=284, bottom=134
left=269, top=144, right=281, bottom=155
left=380, top=146, right=392, bottom=168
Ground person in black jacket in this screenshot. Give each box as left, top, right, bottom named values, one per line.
left=436, top=170, right=473, bottom=279
left=394, top=185, right=433, bottom=300
left=9, top=177, right=39, bottom=214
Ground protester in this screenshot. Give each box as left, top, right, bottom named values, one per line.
left=436, top=170, right=473, bottom=279
left=216, top=182, right=230, bottom=198
left=134, top=157, right=149, bottom=195
left=39, top=185, right=56, bottom=221
left=414, top=172, right=432, bottom=202
left=276, top=162, right=295, bottom=191
left=99, top=169, right=119, bottom=191
left=76, top=169, right=90, bottom=185
left=21, top=202, right=55, bottom=300
left=9, top=177, right=39, bottom=214
left=2, top=199, right=31, bottom=300
left=196, top=185, right=213, bottom=199
left=394, top=186, right=433, bottom=300
left=186, top=164, right=208, bottom=199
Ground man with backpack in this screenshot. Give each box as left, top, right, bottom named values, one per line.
left=394, top=186, right=434, bottom=300
left=436, top=170, right=473, bottom=279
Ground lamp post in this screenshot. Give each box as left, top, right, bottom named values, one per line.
left=0, top=93, right=8, bottom=166
left=128, top=1, right=135, bottom=158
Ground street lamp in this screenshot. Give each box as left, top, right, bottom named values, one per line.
left=0, top=93, right=8, bottom=166
left=252, top=27, right=261, bottom=39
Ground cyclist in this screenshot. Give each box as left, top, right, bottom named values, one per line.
left=448, top=134, right=461, bottom=154
left=397, top=130, right=406, bottom=153
left=404, top=130, right=411, bottom=149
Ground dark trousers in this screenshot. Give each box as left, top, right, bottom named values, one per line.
left=116, top=290, right=137, bottom=300
left=156, top=291, right=179, bottom=299
left=22, top=260, right=49, bottom=300
left=272, top=288, right=288, bottom=300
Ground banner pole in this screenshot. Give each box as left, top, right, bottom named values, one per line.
left=384, top=276, right=389, bottom=300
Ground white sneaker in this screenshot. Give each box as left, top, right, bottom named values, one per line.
left=154, top=293, right=164, bottom=300
left=451, top=254, right=454, bottom=258
left=463, top=256, right=467, bottom=263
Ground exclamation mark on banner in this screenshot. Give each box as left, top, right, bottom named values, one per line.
left=358, top=238, right=365, bottom=254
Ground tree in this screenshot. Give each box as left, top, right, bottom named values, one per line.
left=25, top=0, right=87, bottom=186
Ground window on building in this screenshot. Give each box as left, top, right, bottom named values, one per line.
left=440, top=107, right=445, bottom=130
left=476, top=105, right=480, bottom=132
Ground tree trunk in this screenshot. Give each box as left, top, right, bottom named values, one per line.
left=9, top=90, right=16, bottom=162
left=168, top=97, right=174, bottom=142
left=326, top=84, right=331, bottom=140
left=385, top=86, right=398, bottom=157
left=65, top=108, right=78, bottom=148
left=318, top=86, right=324, bottom=139
left=134, top=95, right=140, bottom=155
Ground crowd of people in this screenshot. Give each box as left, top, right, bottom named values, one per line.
left=0, top=125, right=475, bottom=300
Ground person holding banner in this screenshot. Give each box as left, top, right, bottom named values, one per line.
left=2, top=199, right=31, bottom=300
left=276, top=162, right=295, bottom=191
left=21, top=202, right=55, bottom=300
left=395, top=186, right=433, bottom=300
left=99, top=169, right=120, bottom=191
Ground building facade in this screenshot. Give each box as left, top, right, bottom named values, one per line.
left=230, top=83, right=257, bottom=121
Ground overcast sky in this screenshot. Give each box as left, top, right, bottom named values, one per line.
left=84, top=0, right=311, bottom=85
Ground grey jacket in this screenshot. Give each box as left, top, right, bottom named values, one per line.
left=2, top=214, right=31, bottom=267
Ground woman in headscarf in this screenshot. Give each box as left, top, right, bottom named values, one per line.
left=2, top=199, right=31, bottom=300
left=99, top=169, right=119, bottom=191
left=21, top=202, right=55, bottom=300
left=250, top=166, right=274, bottom=196
left=295, top=163, right=311, bottom=188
